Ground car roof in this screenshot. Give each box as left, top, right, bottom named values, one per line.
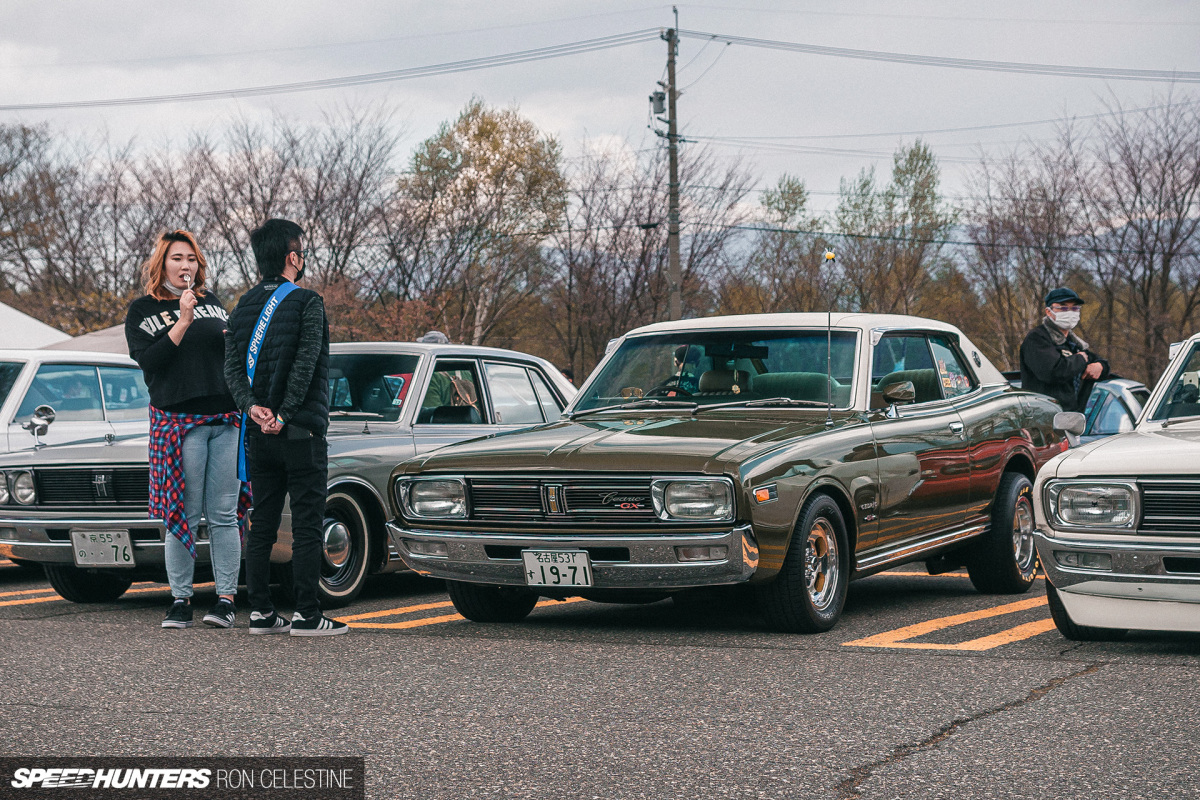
left=625, top=312, right=965, bottom=337
left=329, top=341, right=553, bottom=360
left=0, top=349, right=137, bottom=366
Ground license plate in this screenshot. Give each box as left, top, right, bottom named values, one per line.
left=70, top=529, right=135, bottom=568
left=521, top=550, right=593, bottom=587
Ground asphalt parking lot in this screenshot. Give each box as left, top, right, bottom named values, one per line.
left=1, top=558, right=1197, bottom=800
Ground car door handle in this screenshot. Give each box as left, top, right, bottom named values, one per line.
left=949, top=421, right=964, bottom=435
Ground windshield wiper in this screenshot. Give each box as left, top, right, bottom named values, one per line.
left=692, top=397, right=833, bottom=415
left=1160, top=414, right=1200, bottom=428
left=566, top=399, right=698, bottom=420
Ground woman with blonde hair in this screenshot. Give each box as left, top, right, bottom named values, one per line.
left=125, top=230, right=249, bottom=629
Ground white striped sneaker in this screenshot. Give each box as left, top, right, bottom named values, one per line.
left=289, top=612, right=349, bottom=637
left=248, top=611, right=291, bottom=635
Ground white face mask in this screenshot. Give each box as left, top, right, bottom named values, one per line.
left=1051, top=310, right=1080, bottom=330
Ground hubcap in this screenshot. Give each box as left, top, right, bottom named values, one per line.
left=1012, top=497, right=1036, bottom=575
left=804, top=519, right=839, bottom=611
left=322, top=520, right=351, bottom=569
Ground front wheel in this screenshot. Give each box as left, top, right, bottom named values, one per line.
left=757, top=494, right=850, bottom=633
left=1045, top=581, right=1127, bottom=641
left=317, top=491, right=374, bottom=609
left=43, top=564, right=133, bottom=603
left=967, top=472, right=1038, bottom=594
left=446, top=581, right=538, bottom=623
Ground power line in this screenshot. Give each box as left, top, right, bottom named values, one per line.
left=677, top=29, right=1200, bottom=83
left=0, top=29, right=662, bottom=111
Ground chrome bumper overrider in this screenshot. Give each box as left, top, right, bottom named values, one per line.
left=1035, top=531, right=1200, bottom=633
left=387, top=522, right=760, bottom=589
left=0, top=515, right=208, bottom=566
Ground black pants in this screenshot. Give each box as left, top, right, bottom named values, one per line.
left=245, top=429, right=327, bottom=618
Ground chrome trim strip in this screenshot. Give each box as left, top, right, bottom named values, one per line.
left=855, top=523, right=987, bottom=571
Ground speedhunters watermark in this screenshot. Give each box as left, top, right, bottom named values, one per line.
left=0, top=758, right=363, bottom=799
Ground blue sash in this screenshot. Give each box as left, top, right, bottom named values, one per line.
left=237, top=282, right=299, bottom=481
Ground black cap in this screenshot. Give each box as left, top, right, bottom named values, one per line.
left=1044, top=287, right=1085, bottom=306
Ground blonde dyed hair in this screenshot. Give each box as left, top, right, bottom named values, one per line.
left=142, top=230, right=208, bottom=301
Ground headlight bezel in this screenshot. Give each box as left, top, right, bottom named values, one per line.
left=1045, top=479, right=1139, bottom=530
left=11, top=471, right=36, bottom=506
left=651, top=477, right=736, bottom=522
left=397, top=476, right=469, bottom=520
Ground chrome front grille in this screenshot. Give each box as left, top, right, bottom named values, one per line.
left=466, top=477, right=654, bottom=521
left=1140, top=480, right=1200, bottom=535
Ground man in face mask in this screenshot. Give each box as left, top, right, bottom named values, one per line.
left=1019, top=287, right=1109, bottom=413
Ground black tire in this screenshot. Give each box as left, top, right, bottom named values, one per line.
left=756, top=493, right=850, bottom=633
left=446, top=581, right=538, bottom=623
left=967, top=472, right=1038, bottom=594
left=1045, top=581, right=1127, bottom=642
left=43, top=564, right=133, bottom=603
left=317, top=490, right=374, bottom=609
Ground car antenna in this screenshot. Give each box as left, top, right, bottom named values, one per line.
left=823, top=248, right=836, bottom=429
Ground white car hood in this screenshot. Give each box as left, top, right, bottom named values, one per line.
left=1052, top=425, right=1200, bottom=479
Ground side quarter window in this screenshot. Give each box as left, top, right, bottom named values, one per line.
left=928, top=335, right=977, bottom=399
left=529, top=369, right=565, bottom=421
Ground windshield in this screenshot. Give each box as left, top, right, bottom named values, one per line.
left=1151, top=342, right=1200, bottom=422
left=574, top=330, right=858, bottom=412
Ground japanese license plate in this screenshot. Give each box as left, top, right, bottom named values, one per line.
left=70, top=529, right=135, bottom=568
left=521, top=550, right=593, bottom=587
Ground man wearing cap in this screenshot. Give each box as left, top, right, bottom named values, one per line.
left=1019, top=287, right=1109, bottom=412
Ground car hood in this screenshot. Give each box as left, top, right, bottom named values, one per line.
left=0, top=434, right=149, bottom=468
left=400, top=411, right=864, bottom=476
left=1052, top=426, right=1200, bottom=479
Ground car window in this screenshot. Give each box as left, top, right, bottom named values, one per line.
left=1151, top=343, right=1200, bottom=421
left=871, top=335, right=940, bottom=405
left=0, top=362, right=23, bottom=409
left=1090, top=394, right=1135, bottom=435
left=928, top=335, right=976, bottom=399
left=98, top=366, right=149, bottom=421
left=417, top=360, right=485, bottom=425
left=1131, top=389, right=1150, bottom=409
left=16, top=364, right=103, bottom=421
left=327, top=353, right=420, bottom=422
left=529, top=369, right=564, bottom=421
left=485, top=363, right=546, bottom=425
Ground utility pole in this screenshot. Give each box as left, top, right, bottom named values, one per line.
left=663, top=8, right=681, bottom=321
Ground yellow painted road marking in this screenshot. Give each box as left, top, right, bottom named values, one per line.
left=879, top=571, right=1043, bottom=579
left=843, top=595, right=1052, bottom=651
left=0, top=594, right=63, bottom=607
left=0, top=582, right=207, bottom=607
left=0, top=587, right=57, bottom=598
left=337, top=597, right=588, bottom=629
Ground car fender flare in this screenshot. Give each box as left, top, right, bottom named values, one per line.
left=791, top=477, right=858, bottom=552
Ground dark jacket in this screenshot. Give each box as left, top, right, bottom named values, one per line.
left=1019, top=318, right=1109, bottom=412
left=125, top=291, right=237, bottom=415
left=223, top=279, right=330, bottom=436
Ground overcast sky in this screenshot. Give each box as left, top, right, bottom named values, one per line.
left=2, top=1, right=1197, bottom=214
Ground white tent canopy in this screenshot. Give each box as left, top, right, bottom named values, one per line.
left=0, top=302, right=70, bottom=348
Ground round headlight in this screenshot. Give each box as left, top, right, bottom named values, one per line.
left=12, top=471, right=36, bottom=505
left=0, top=472, right=9, bottom=504
left=652, top=479, right=734, bottom=521
left=1050, top=483, right=1135, bottom=527
left=407, top=479, right=467, bottom=518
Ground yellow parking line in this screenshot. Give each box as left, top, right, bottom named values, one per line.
left=339, top=597, right=588, bottom=629
left=336, top=600, right=456, bottom=622
left=0, top=587, right=57, bottom=598
left=880, top=571, right=1043, bottom=579
left=0, top=594, right=63, bottom=608
left=842, top=595, right=1052, bottom=651
left=350, top=613, right=465, bottom=630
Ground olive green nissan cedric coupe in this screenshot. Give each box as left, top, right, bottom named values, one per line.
left=388, top=313, right=1066, bottom=633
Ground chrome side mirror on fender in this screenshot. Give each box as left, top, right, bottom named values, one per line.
left=1053, top=411, right=1086, bottom=448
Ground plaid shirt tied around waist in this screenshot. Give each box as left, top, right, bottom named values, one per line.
left=149, top=406, right=252, bottom=559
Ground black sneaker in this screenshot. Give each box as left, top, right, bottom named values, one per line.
left=248, top=611, right=291, bottom=635
left=162, top=599, right=193, bottom=629
left=290, top=612, right=349, bottom=637
left=202, top=599, right=236, bottom=629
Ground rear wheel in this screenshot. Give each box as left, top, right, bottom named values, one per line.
left=1045, top=581, right=1127, bottom=642
left=446, top=581, right=538, bottom=623
left=43, top=564, right=133, bottom=603
left=317, top=490, right=374, bottom=609
left=757, top=494, right=849, bottom=633
left=967, top=472, right=1038, bottom=594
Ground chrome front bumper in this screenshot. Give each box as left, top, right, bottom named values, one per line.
left=0, top=514, right=209, bottom=566
left=387, top=522, right=760, bottom=589
left=1035, top=531, right=1200, bottom=633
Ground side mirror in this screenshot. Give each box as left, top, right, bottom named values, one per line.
left=1053, top=411, right=1086, bottom=448
left=882, top=381, right=916, bottom=404
left=22, top=404, right=56, bottom=447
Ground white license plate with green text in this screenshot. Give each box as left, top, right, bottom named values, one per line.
left=521, top=550, right=592, bottom=587
left=70, top=529, right=135, bottom=568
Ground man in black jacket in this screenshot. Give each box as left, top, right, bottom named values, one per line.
left=1019, top=287, right=1109, bottom=413
left=224, top=218, right=347, bottom=637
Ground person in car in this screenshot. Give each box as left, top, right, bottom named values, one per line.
left=1019, top=287, right=1109, bottom=413
left=125, top=230, right=248, bottom=630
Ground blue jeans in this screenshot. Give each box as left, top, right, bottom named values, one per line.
left=164, top=423, right=242, bottom=599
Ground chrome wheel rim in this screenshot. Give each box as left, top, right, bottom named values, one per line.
left=804, top=519, right=839, bottom=611
left=1012, top=496, right=1036, bottom=575
left=322, top=520, right=352, bottom=570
